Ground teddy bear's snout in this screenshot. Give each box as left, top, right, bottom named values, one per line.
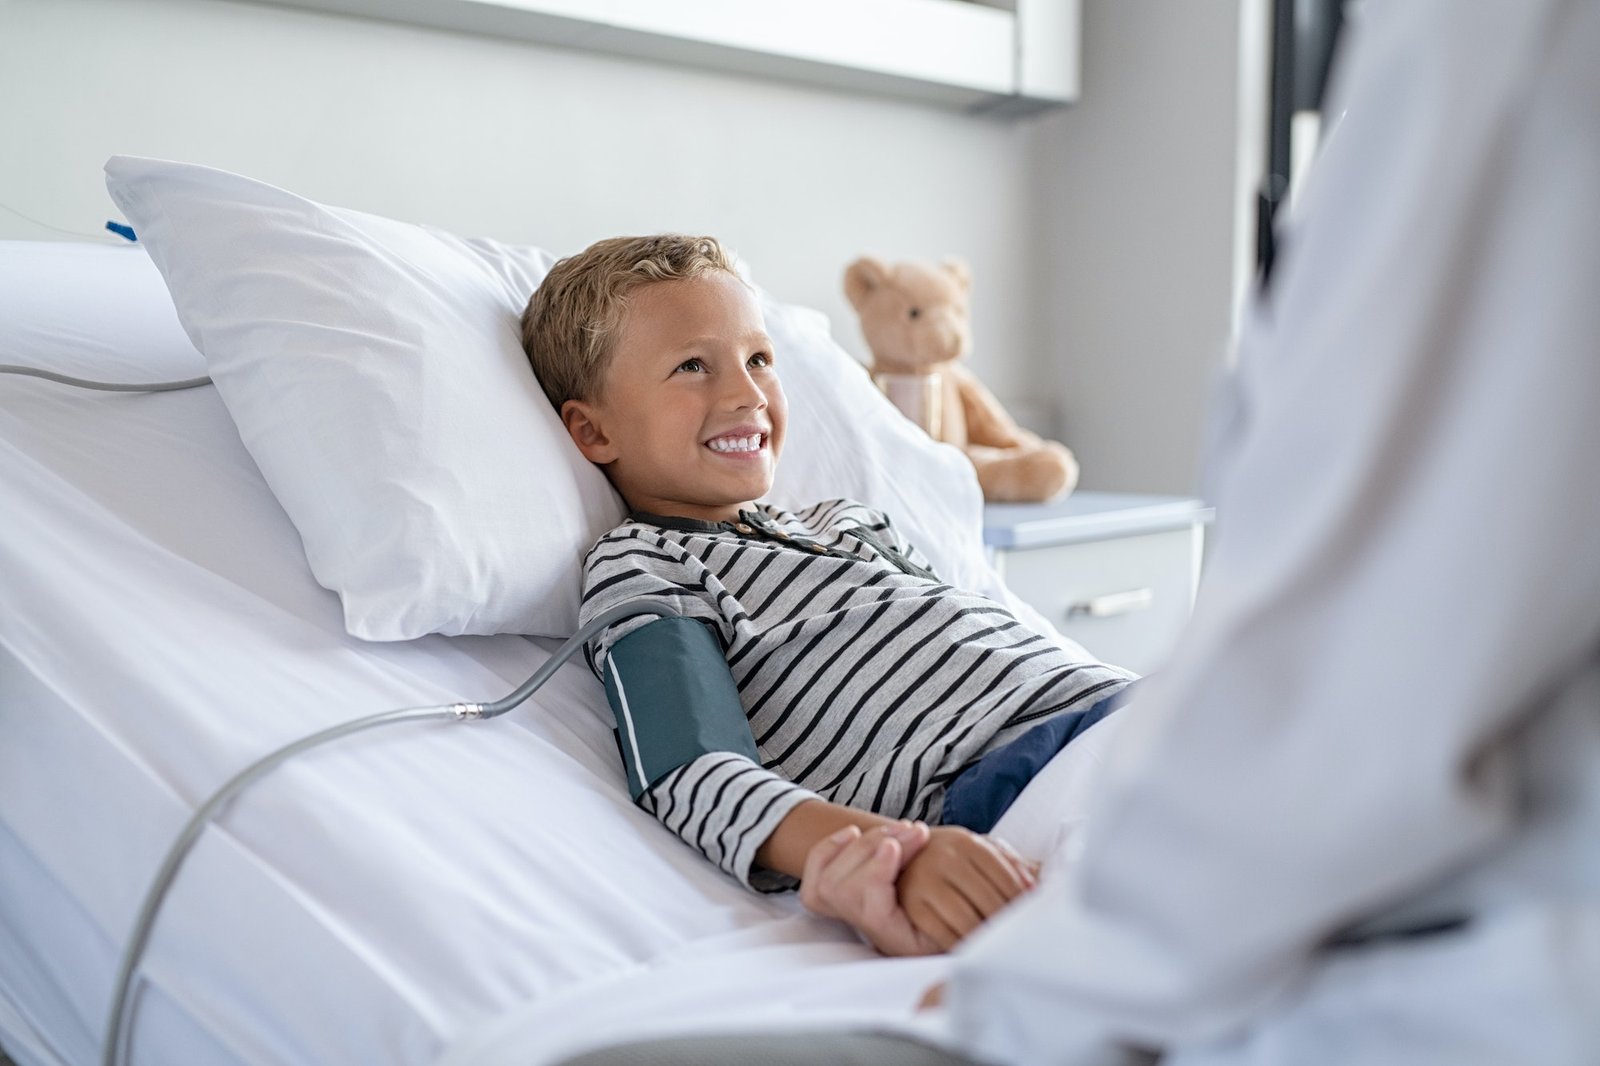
left=925, top=313, right=967, bottom=362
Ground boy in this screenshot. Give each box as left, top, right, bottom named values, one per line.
left=521, top=235, right=1134, bottom=956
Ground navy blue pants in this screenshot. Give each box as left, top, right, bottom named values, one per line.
left=939, top=681, right=1137, bottom=834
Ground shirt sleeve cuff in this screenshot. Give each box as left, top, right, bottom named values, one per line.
left=642, top=757, right=821, bottom=893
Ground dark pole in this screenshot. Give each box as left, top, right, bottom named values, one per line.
left=1257, top=0, right=1296, bottom=285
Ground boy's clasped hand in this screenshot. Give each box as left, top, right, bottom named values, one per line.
left=799, top=821, right=1039, bottom=956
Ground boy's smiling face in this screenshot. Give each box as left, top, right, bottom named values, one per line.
left=560, top=271, right=786, bottom=523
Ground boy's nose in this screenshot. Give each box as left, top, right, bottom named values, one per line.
left=724, top=368, right=768, bottom=409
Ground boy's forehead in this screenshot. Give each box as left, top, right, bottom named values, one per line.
left=620, top=274, right=769, bottom=349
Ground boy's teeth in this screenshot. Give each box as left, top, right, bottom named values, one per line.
left=709, top=434, right=761, bottom=453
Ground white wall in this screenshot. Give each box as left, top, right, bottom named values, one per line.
left=0, top=0, right=1035, bottom=387
left=1027, top=0, right=1262, bottom=493
left=0, top=0, right=1257, bottom=496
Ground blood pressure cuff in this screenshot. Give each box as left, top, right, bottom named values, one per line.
left=601, top=616, right=758, bottom=800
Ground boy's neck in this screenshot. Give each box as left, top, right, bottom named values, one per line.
left=627, top=502, right=764, bottom=529
left=622, top=497, right=758, bottom=525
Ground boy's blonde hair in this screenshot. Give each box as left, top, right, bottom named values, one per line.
left=521, top=234, right=739, bottom=409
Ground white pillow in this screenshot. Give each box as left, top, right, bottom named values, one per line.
left=102, top=156, right=997, bottom=640
left=106, top=155, right=623, bottom=640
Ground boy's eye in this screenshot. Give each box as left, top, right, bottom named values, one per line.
left=675, top=358, right=706, bottom=373
left=748, top=351, right=772, bottom=368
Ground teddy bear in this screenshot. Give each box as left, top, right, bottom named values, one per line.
left=843, top=255, right=1079, bottom=503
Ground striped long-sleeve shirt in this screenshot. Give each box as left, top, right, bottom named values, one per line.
left=580, top=499, right=1135, bottom=891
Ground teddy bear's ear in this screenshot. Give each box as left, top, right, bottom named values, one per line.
left=844, top=256, right=890, bottom=311
left=940, top=256, right=973, bottom=293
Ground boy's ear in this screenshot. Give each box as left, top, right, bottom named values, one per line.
left=560, top=399, right=617, bottom=464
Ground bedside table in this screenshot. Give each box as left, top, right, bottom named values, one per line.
left=984, top=492, right=1214, bottom=675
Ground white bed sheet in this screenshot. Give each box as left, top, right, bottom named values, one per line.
left=0, top=241, right=1125, bottom=1066
left=0, top=263, right=955, bottom=1065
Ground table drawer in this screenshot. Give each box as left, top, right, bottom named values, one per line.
left=994, top=526, right=1199, bottom=675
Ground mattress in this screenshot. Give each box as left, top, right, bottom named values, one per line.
left=0, top=243, right=957, bottom=1065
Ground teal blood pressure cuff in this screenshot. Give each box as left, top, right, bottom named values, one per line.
left=601, top=616, right=757, bottom=800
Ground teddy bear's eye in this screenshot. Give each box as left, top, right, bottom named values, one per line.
left=908, top=307, right=921, bottom=320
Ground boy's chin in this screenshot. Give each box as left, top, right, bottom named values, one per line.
left=718, top=466, right=777, bottom=502
left=614, top=465, right=779, bottom=519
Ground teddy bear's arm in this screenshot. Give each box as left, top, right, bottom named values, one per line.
left=951, top=363, right=1033, bottom=449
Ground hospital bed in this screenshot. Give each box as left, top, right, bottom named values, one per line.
left=0, top=166, right=1084, bottom=1066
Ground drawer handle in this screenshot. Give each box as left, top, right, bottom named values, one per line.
left=1066, top=587, right=1154, bottom=619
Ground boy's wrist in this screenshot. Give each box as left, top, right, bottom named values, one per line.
left=755, top=799, right=895, bottom=880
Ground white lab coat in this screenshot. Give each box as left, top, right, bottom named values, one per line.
left=944, top=0, right=1600, bottom=1062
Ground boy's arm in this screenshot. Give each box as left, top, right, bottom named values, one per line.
left=600, top=616, right=820, bottom=890
left=754, top=793, right=1025, bottom=891
left=596, top=608, right=1035, bottom=951
left=601, top=622, right=1029, bottom=931
left=753, top=797, right=897, bottom=876
left=582, top=534, right=841, bottom=888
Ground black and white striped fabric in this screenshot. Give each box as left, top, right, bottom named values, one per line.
left=580, top=499, right=1135, bottom=891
